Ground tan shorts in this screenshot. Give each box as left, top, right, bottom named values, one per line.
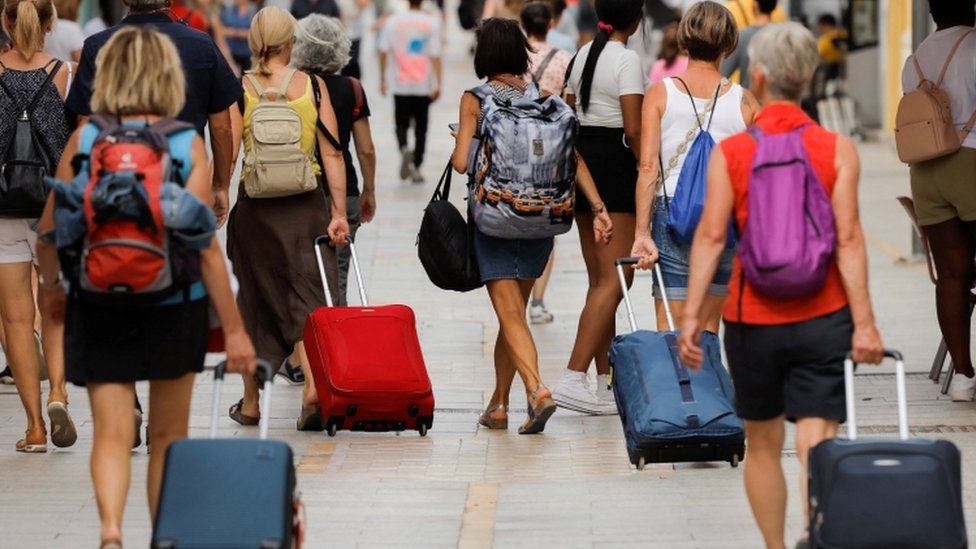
left=0, top=219, right=38, bottom=264
left=910, top=147, right=976, bottom=226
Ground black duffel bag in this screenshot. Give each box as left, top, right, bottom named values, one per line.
left=417, top=163, right=483, bottom=292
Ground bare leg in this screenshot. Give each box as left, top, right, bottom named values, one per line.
left=297, top=341, right=317, bottom=406
left=925, top=218, right=976, bottom=376
left=146, top=373, right=196, bottom=520
left=240, top=372, right=260, bottom=417
left=0, top=262, right=45, bottom=440
left=742, top=417, right=788, bottom=549
left=795, top=417, right=839, bottom=530
left=489, top=281, right=534, bottom=408
left=36, top=267, right=67, bottom=404
left=567, top=213, right=636, bottom=374
left=531, top=248, right=555, bottom=303
left=88, top=382, right=136, bottom=545
left=486, top=279, right=545, bottom=395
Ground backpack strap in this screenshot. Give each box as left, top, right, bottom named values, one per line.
left=245, top=69, right=298, bottom=100
left=660, top=78, right=728, bottom=190
left=532, top=48, right=559, bottom=84
left=27, top=60, right=62, bottom=114
left=347, top=76, right=365, bottom=120
left=308, top=73, right=342, bottom=151
left=935, top=28, right=976, bottom=87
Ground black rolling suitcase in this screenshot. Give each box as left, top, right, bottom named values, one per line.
left=808, top=350, right=967, bottom=549
left=152, top=360, right=303, bottom=549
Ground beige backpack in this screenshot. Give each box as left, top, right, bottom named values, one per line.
left=896, top=29, right=976, bottom=164
left=242, top=68, right=318, bottom=198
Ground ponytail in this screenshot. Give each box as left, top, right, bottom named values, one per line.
left=577, top=0, right=644, bottom=113
left=3, top=0, right=53, bottom=59
left=247, top=6, right=296, bottom=77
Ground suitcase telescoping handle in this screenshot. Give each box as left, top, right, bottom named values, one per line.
left=210, top=359, right=274, bottom=440
left=614, top=258, right=676, bottom=333
left=845, top=349, right=909, bottom=442
left=314, top=234, right=368, bottom=307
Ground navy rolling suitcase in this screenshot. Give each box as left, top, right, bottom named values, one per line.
left=152, top=360, right=302, bottom=549
left=808, top=350, right=967, bottom=549
left=609, top=260, right=745, bottom=470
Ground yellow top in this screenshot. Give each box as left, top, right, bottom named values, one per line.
left=723, top=0, right=787, bottom=30
left=818, top=29, right=847, bottom=64
left=243, top=75, right=321, bottom=174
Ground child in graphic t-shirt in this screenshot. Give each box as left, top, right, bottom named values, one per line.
left=378, top=0, right=442, bottom=183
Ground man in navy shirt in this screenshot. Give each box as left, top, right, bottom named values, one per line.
left=66, top=0, right=242, bottom=226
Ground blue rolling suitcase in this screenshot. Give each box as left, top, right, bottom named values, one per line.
left=808, top=350, right=967, bottom=549
left=152, top=360, right=302, bottom=549
left=609, top=260, right=745, bottom=470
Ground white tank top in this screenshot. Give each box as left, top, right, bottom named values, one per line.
left=657, top=77, right=747, bottom=197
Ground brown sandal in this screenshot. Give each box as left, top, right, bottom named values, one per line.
left=518, top=386, right=556, bottom=435
left=296, top=404, right=325, bottom=432
left=229, top=399, right=260, bottom=426
left=478, top=404, right=508, bottom=430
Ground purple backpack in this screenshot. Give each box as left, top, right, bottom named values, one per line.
left=738, top=126, right=836, bottom=300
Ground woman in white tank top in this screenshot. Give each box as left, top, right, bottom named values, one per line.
left=630, top=1, right=759, bottom=332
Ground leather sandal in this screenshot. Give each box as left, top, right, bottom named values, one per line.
left=518, top=385, right=556, bottom=435
left=478, top=403, right=508, bottom=430
left=100, top=538, right=123, bottom=549
left=229, top=399, right=260, bottom=426
left=296, top=403, right=325, bottom=432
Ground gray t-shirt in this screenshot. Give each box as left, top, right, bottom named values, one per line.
left=721, top=24, right=763, bottom=89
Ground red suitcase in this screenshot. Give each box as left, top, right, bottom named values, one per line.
left=304, top=235, right=434, bottom=436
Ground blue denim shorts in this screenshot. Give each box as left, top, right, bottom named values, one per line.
left=472, top=226, right=554, bottom=282
left=651, top=199, right=735, bottom=300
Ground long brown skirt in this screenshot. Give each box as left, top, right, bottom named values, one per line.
left=227, top=189, right=338, bottom=366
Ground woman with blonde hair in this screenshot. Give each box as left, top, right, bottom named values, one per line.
left=36, top=27, right=256, bottom=547
left=0, top=0, right=75, bottom=453
left=631, top=1, right=759, bottom=331
left=227, top=6, right=350, bottom=431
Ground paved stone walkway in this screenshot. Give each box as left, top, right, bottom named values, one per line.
left=2, top=15, right=976, bottom=549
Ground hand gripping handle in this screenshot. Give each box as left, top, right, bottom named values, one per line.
left=211, top=358, right=274, bottom=440
left=844, top=349, right=908, bottom=441
left=614, top=258, right=675, bottom=333
left=314, top=234, right=368, bottom=307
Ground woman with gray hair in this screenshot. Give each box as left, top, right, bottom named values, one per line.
left=292, top=14, right=377, bottom=307
left=677, top=22, right=883, bottom=549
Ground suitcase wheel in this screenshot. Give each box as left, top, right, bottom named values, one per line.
left=636, top=456, right=646, bottom=471
left=730, top=453, right=739, bottom=468
left=327, top=423, right=338, bottom=437
left=419, top=423, right=428, bottom=437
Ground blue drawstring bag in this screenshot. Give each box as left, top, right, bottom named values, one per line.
left=665, top=78, right=736, bottom=248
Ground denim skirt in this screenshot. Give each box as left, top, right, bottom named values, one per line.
left=472, top=226, right=554, bottom=282
left=651, top=199, right=735, bottom=299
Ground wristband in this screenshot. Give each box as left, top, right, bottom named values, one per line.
left=591, top=203, right=606, bottom=214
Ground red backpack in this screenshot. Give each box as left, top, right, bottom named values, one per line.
left=72, top=115, right=197, bottom=304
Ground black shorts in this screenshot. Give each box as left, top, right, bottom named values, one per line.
left=723, top=306, right=853, bottom=423
left=574, top=126, right=638, bottom=214
left=66, top=296, right=209, bottom=385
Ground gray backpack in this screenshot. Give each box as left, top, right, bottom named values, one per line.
left=242, top=68, right=318, bottom=198
left=467, top=83, right=578, bottom=239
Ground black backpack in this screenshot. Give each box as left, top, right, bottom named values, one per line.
left=417, top=163, right=483, bottom=292
left=0, top=60, right=63, bottom=218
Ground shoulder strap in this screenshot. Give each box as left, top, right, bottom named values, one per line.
left=532, top=49, right=559, bottom=84
left=149, top=117, right=195, bottom=139
left=309, top=73, right=342, bottom=151
left=277, top=68, right=298, bottom=97
left=347, top=76, right=365, bottom=119
left=936, top=28, right=976, bottom=86
left=243, top=72, right=266, bottom=97
left=27, top=60, right=63, bottom=114
left=965, top=107, right=976, bottom=134
left=672, top=77, right=703, bottom=130
left=467, top=83, right=494, bottom=101
left=562, top=52, right=578, bottom=95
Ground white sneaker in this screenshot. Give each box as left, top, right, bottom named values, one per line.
left=410, top=164, right=425, bottom=184
left=529, top=302, right=554, bottom=324
left=399, top=147, right=413, bottom=180
left=948, top=372, right=976, bottom=402
left=595, top=374, right=618, bottom=415
left=553, top=370, right=617, bottom=415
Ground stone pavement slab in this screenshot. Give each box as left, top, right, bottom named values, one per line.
left=2, top=11, right=976, bottom=549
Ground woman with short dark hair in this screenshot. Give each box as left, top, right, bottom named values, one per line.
left=451, top=17, right=611, bottom=435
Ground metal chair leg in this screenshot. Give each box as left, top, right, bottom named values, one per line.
left=942, top=362, right=955, bottom=395
left=930, top=338, right=949, bottom=383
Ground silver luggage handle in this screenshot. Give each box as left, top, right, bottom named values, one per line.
left=845, top=349, right=908, bottom=441
left=314, top=234, right=368, bottom=307
left=614, top=258, right=675, bottom=333
left=211, top=359, right=274, bottom=440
